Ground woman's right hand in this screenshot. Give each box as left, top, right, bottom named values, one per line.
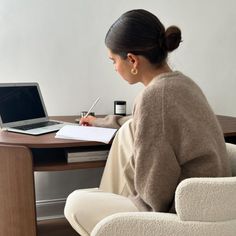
left=79, top=115, right=96, bottom=126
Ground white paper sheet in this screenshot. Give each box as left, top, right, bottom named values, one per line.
left=55, top=125, right=117, bottom=144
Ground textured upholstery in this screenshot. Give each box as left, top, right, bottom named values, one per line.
left=175, top=177, right=236, bottom=222
left=91, top=143, right=236, bottom=236
left=91, top=212, right=236, bottom=236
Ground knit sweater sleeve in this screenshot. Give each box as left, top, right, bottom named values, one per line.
left=91, top=115, right=132, bottom=129
left=131, top=82, right=181, bottom=212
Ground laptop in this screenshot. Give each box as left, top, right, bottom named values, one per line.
left=0, top=82, right=65, bottom=135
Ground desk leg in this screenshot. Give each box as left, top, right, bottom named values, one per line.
left=0, top=145, right=37, bottom=236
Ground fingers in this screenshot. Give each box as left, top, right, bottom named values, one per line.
left=79, top=117, right=90, bottom=126
left=79, top=116, right=96, bottom=126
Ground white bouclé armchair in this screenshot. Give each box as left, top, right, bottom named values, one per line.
left=91, top=143, right=236, bottom=236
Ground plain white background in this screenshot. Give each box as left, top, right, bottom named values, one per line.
left=1, top=0, right=236, bottom=219
left=0, top=0, right=236, bottom=116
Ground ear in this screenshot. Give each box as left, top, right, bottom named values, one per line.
left=127, top=53, right=139, bottom=68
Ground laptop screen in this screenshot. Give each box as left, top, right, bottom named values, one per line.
left=0, top=85, right=46, bottom=123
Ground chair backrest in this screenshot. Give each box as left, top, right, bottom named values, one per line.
left=226, top=143, right=236, bottom=176
left=175, top=143, right=236, bottom=222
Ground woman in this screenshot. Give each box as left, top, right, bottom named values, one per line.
left=65, top=9, right=231, bottom=235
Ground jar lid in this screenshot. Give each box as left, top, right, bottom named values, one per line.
left=114, top=101, right=126, bottom=104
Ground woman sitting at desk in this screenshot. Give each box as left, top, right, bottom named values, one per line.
left=64, top=9, right=231, bottom=236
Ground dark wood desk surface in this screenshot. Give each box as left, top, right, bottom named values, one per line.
left=0, top=116, right=111, bottom=171
left=217, top=115, right=236, bottom=137
left=0, top=116, right=105, bottom=148
left=0, top=115, right=236, bottom=148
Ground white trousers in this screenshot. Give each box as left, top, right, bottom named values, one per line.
left=64, top=120, right=138, bottom=236
left=99, top=119, right=135, bottom=196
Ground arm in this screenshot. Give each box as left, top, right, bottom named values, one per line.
left=131, top=85, right=181, bottom=212
left=80, top=115, right=132, bottom=129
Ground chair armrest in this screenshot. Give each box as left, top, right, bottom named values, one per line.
left=91, top=211, right=236, bottom=236
left=175, top=177, right=236, bottom=222
left=91, top=212, right=178, bottom=236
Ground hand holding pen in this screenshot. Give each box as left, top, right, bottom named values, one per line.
left=79, top=97, right=100, bottom=126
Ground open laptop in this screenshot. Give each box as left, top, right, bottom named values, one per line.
left=0, top=83, right=65, bottom=135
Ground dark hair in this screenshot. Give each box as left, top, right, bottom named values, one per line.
left=105, top=9, right=182, bottom=65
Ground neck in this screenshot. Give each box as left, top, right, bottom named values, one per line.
left=141, top=63, right=172, bottom=86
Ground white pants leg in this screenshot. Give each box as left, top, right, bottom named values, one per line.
left=64, top=119, right=138, bottom=235
left=100, top=119, right=135, bottom=196
left=64, top=188, right=138, bottom=235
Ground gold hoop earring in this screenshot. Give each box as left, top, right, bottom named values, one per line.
left=131, top=68, right=138, bottom=75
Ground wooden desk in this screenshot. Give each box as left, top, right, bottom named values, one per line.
left=0, top=116, right=110, bottom=171
left=217, top=115, right=236, bottom=143
left=0, top=115, right=236, bottom=236
left=0, top=116, right=110, bottom=236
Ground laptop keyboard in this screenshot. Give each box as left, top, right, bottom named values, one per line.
left=14, top=121, right=61, bottom=131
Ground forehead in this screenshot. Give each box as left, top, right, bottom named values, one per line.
left=107, top=49, right=119, bottom=59
left=108, top=49, right=114, bottom=58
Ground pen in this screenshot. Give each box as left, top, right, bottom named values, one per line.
left=84, top=97, right=100, bottom=118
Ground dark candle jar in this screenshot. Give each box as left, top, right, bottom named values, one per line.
left=80, top=111, right=95, bottom=117
left=114, top=101, right=126, bottom=116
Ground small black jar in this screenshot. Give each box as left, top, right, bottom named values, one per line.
left=114, top=101, right=126, bottom=116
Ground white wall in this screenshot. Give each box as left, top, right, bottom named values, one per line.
left=1, top=0, right=236, bottom=116
left=1, top=0, right=236, bottom=219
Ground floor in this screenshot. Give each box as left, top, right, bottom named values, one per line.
left=37, top=218, right=79, bottom=236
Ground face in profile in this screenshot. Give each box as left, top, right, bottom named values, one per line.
left=108, top=49, right=140, bottom=84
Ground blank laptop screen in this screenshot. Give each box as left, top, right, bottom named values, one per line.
left=0, top=86, right=46, bottom=123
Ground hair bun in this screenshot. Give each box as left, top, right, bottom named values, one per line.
left=164, top=26, right=182, bottom=52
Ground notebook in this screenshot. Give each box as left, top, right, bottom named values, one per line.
left=55, top=125, right=117, bottom=144
left=0, top=82, right=65, bottom=135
